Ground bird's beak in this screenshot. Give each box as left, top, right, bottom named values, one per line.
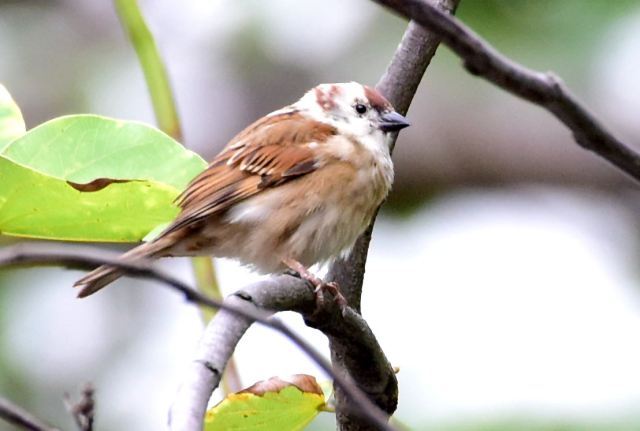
left=379, top=111, right=410, bottom=132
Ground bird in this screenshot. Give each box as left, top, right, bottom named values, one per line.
left=74, top=82, right=410, bottom=306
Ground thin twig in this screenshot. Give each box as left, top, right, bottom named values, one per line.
left=0, top=396, right=60, bottom=431
left=64, top=384, right=95, bottom=431
left=372, top=0, right=640, bottom=182
left=0, top=244, right=396, bottom=431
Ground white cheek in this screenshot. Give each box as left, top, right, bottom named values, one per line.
left=358, top=130, right=389, bottom=153
left=342, top=118, right=371, bottom=137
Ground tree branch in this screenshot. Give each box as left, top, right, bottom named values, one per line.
left=169, top=276, right=310, bottom=431
left=372, top=0, right=640, bottom=182
left=0, top=244, right=396, bottom=431
left=326, top=1, right=460, bottom=429
left=168, top=273, right=395, bottom=431
left=0, top=396, right=60, bottom=431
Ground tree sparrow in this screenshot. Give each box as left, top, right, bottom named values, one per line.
left=75, top=82, right=410, bottom=304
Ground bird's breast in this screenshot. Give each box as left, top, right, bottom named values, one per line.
left=209, top=147, right=393, bottom=272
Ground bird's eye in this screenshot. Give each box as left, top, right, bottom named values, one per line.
left=354, top=104, right=367, bottom=114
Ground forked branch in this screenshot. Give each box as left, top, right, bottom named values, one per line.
left=0, top=244, right=395, bottom=431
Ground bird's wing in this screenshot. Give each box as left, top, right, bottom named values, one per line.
left=163, top=111, right=337, bottom=234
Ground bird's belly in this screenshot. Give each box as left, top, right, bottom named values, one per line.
left=190, top=160, right=391, bottom=273
left=283, top=200, right=370, bottom=267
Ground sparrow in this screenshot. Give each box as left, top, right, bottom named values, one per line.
left=74, top=82, right=410, bottom=305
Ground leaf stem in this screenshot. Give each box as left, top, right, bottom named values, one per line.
left=190, top=256, right=223, bottom=323
left=113, top=0, right=181, bottom=140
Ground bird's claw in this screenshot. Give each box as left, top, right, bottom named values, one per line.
left=314, top=281, right=347, bottom=313
left=282, top=258, right=348, bottom=315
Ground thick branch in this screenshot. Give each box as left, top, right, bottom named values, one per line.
left=169, top=276, right=397, bottom=431
left=0, top=396, right=60, bottom=431
left=326, top=1, right=460, bottom=429
left=373, top=0, right=640, bottom=181
left=169, top=276, right=311, bottom=431
left=0, top=244, right=395, bottom=431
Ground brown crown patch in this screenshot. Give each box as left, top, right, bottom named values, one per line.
left=364, top=85, right=392, bottom=112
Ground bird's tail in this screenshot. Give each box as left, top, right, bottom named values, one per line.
left=74, top=238, right=171, bottom=298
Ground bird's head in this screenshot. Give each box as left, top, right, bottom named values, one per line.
left=294, top=82, right=410, bottom=139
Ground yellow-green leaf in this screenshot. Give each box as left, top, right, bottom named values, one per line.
left=0, top=84, right=26, bottom=151
left=0, top=156, right=179, bottom=242
left=2, top=114, right=205, bottom=190
left=0, top=113, right=206, bottom=242
left=205, top=375, right=326, bottom=431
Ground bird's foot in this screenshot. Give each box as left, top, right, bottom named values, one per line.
left=282, top=258, right=347, bottom=314
left=313, top=280, right=347, bottom=311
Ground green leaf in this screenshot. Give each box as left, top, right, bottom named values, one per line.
left=2, top=114, right=205, bottom=190
left=0, top=114, right=206, bottom=242
left=205, top=375, right=326, bottom=431
left=0, top=156, right=180, bottom=242
left=0, top=84, right=26, bottom=151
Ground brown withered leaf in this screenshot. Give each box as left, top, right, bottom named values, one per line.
left=67, top=178, right=136, bottom=192
left=239, top=374, right=323, bottom=396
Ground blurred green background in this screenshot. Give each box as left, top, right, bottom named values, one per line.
left=2, top=0, right=640, bottom=430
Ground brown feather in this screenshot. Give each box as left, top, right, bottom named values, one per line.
left=74, top=233, right=179, bottom=297
left=165, top=112, right=337, bottom=234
